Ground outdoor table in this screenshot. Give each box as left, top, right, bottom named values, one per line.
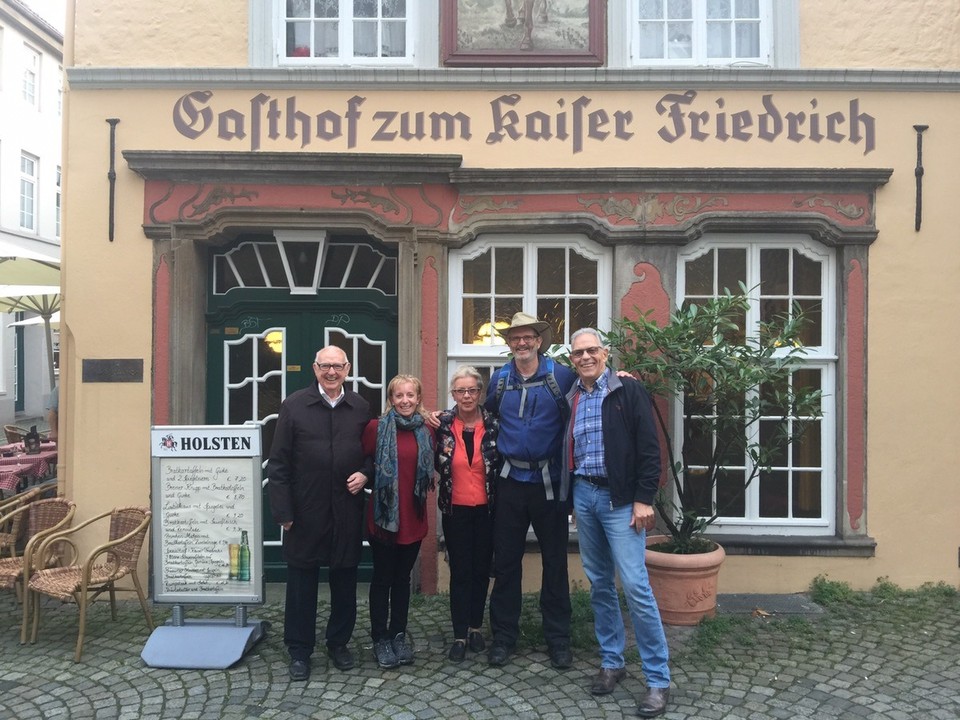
left=0, top=446, right=58, bottom=492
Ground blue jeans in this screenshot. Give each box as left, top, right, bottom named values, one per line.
left=573, top=481, right=670, bottom=688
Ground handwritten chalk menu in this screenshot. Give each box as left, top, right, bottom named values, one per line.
left=150, top=425, right=263, bottom=604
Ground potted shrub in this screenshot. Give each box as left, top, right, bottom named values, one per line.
left=605, top=287, right=823, bottom=625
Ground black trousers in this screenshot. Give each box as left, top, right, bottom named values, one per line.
left=284, top=564, right=358, bottom=662
left=369, top=539, right=422, bottom=641
left=442, top=504, right=493, bottom=639
left=488, top=477, right=571, bottom=649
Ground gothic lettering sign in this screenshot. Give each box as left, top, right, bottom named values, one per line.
left=171, top=90, right=877, bottom=155
left=150, top=425, right=263, bottom=605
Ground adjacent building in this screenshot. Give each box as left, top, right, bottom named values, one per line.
left=0, top=0, right=62, bottom=426
left=60, top=1, right=960, bottom=594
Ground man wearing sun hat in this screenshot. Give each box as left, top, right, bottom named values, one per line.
left=484, top=311, right=577, bottom=669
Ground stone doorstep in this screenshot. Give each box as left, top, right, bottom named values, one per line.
left=717, top=593, right=825, bottom=617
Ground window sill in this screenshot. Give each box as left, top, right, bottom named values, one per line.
left=707, top=533, right=876, bottom=558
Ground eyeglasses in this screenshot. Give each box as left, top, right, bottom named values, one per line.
left=314, top=362, right=348, bottom=372
left=570, top=346, right=604, bottom=360
left=452, top=387, right=481, bottom=397
left=507, top=334, right=539, bottom=345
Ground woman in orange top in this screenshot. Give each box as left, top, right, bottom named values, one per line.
left=435, top=366, right=501, bottom=662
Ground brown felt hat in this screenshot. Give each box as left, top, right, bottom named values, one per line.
left=497, top=311, right=553, bottom=347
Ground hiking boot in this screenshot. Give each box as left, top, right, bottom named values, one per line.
left=392, top=632, right=414, bottom=665
left=373, top=638, right=400, bottom=669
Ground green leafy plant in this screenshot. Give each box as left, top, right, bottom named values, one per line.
left=605, top=287, right=824, bottom=554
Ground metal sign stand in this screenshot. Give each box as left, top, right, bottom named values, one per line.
left=142, top=425, right=267, bottom=670
left=142, top=604, right=268, bottom=669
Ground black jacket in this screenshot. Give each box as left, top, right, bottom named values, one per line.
left=267, top=384, right=373, bottom=568
left=562, top=371, right=662, bottom=507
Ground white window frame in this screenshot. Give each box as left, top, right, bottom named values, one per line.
left=447, top=233, right=612, bottom=373
left=676, top=234, right=836, bottom=536
left=274, top=0, right=417, bottom=67
left=22, top=43, right=40, bottom=107
left=629, top=0, right=774, bottom=67
left=55, top=166, right=61, bottom=237
left=20, top=152, right=38, bottom=231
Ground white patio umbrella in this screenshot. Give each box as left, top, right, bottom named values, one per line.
left=0, top=238, right=60, bottom=285
left=7, top=310, right=60, bottom=328
left=0, top=285, right=60, bottom=392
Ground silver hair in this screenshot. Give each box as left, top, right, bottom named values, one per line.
left=448, top=365, right=484, bottom=393
left=570, top=327, right=605, bottom=346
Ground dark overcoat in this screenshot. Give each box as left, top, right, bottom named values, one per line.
left=267, top=383, right=373, bottom=569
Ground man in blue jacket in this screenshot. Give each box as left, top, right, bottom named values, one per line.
left=485, top=312, right=576, bottom=669
left=563, top=327, right=671, bottom=718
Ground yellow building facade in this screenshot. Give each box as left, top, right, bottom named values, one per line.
left=60, top=1, right=960, bottom=595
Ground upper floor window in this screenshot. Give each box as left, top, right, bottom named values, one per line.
left=631, top=0, right=771, bottom=66
left=20, top=153, right=38, bottom=231
left=22, top=44, right=40, bottom=107
left=280, top=0, right=412, bottom=64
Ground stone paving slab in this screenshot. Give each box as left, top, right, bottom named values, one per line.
left=1, top=584, right=958, bottom=719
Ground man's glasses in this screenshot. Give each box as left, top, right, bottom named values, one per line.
left=452, top=387, right=481, bottom=397
left=315, top=362, right=348, bottom=372
left=507, top=334, right=539, bottom=345
left=570, top=346, right=604, bottom=360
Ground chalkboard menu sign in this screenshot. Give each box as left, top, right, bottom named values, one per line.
left=150, top=425, right=263, bottom=604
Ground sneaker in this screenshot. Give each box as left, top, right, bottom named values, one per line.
left=448, top=639, right=467, bottom=662
left=373, top=638, right=400, bottom=669
left=468, top=630, right=486, bottom=653
left=392, top=632, right=415, bottom=665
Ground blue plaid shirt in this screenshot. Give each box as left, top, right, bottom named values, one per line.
left=572, top=368, right=609, bottom=478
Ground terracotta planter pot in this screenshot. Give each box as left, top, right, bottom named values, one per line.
left=644, top=534, right=726, bottom=626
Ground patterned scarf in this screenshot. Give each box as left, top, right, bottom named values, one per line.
left=373, top=408, right=434, bottom=535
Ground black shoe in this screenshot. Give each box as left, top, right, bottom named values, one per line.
left=448, top=639, right=467, bottom=662
left=327, top=645, right=354, bottom=671
left=590, top=667, right=626, bottom=695
left=637, top=687, right=670, bottom=718
left=392, top=632, right=414, bottom=665
left=487, top=643, right=511, bottom=667
left=548, top=641, right=573, bottom=669
left=468, top=630, right=486, bottom=653
left=288, top=659, right=310, bottom=681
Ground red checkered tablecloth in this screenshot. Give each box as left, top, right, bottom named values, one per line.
left=0, top=449, right=58, bottom=492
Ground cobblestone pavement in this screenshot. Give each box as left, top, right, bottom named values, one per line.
left=1, top=584, right=958, bottom=719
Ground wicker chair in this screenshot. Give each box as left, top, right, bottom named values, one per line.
left=3, top=425, right=28, bottom=444
left=29, top=506, right=154, bottom=662
left=0, top=487, right=44, bottom=557
left=0, top=498, right=76, bottom=643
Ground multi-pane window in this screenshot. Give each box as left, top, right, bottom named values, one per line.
left=633, top=0, right=770, bottom=65
left=448, top=235, right=611, bottom=385
left=20, top=153, right=37, bottom=231
left=55, top=166, right=61, bottom=237
left=280, top=0, right=410, bottom=62
left=678, top=236, right=835, bottom=534
left=22, top=44, right=40, bottom=106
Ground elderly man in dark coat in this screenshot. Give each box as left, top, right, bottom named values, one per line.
left=268, top=345, right=373, bottom=681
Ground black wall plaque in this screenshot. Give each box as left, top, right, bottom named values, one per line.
left=82, top=358, right=144, bottom=383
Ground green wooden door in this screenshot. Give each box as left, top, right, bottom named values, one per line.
left=206, top=234, right=398, bottom=581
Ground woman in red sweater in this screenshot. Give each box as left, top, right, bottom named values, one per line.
left=363, top=374, right=435, bottom=669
